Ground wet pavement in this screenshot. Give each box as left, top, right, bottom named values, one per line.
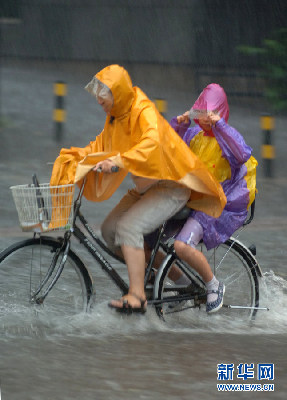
left=0, top=59, right=287, bottom=399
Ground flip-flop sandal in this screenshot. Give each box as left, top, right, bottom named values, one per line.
left=109, top=293, right=147, bottom=315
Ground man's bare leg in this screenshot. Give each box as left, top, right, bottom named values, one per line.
left=109, top=245, right=147, bottom=308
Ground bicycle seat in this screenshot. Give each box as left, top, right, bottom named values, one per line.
left=169, top=206, right=190, bottom=221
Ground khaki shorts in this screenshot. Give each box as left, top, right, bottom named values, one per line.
left=101, top=180, right=191, bottom=250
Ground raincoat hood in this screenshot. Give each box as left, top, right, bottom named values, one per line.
left=96, top=64, right=135, bottom=118
left=192, top=83, right=229, bottom=125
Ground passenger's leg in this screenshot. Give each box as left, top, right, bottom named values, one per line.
left=145, top=242, right=188, bottom=283
left=174, top=218, right=225, bottom=312
left=174, top=241, right=213, bottom=282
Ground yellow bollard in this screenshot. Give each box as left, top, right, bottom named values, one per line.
left=154, top=98, right=167, bottom=117
left=260, top=114, right=275, bottom=178
left=53, top=81, right=67, bottom=141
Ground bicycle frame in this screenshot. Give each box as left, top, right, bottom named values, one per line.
left=71, top=210, right=175, bottom=299
left=71, top=211, right=208, bottom=308
left=28, top=175, right=189, bottom=305
left=29, top=175, right=264, bottom=314
left=72, top=214, right=129, bottom=296
left=53, top=176, right=171, bottom=299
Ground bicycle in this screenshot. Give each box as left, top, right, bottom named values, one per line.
left=0, top=173, right=266, bottom=322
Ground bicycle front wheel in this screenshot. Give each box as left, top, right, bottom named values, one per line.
left=0, top=236, right=94, bottom=318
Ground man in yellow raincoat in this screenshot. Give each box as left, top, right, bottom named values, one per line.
left=50, top=64, right=226, bottom=313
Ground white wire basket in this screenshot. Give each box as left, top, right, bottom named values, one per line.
left=10, top=183, right=75, bottom=232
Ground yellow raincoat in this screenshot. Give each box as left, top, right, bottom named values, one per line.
left=50, top=65, right=226, bottom=228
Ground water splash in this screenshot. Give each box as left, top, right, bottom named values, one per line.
left=253, top=270, right=287, bottom=332
left=0, top=270, right=286, bottom=339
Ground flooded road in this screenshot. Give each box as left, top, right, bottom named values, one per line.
left=1, top=275, right=287, bottom=400
left=1, top=60, right=287, bottom=399
left=0, top=261, right=287, bottom=399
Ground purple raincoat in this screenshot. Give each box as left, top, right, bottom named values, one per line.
left=171, top=84, right=257, bottom=250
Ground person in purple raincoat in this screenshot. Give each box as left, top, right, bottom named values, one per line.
left=170, top=83, right=257, bottom=313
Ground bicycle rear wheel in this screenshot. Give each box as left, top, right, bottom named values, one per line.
left=153, top=252, right=207, bottom=323
left=153, top=238, right=260, bottom=322
left=0, top=236, right=94, bottom=318
left=204, top=238, right=260, bottom=319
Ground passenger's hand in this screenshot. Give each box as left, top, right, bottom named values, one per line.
left=93, top=159, right=119, bottom=173
left=177, top=111, right=190, bottom=124
left=207, top=111, right=221, bottom=126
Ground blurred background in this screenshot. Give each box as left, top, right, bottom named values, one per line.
left=1, top=0, right=287, bottom=171
left=1, top=2, right=287, bottom=399
left=1, top=0, right=286, bottom=74
left=1, top=1, right=286, bottom=138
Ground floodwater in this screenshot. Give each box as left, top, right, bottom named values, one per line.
left=0, top=267, right=286, bottom=399
left=1, top=60, right=287, bottom=399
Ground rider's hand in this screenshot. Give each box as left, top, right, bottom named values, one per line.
left=93, top=159, right=117, bottom=173
left=177, top=111, right=190, bottom=124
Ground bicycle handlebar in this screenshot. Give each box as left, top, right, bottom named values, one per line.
left=75, top=165, right=120, bottom=206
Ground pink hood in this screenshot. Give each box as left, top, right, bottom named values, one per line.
left=192, top=83, right=229, bottom=125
